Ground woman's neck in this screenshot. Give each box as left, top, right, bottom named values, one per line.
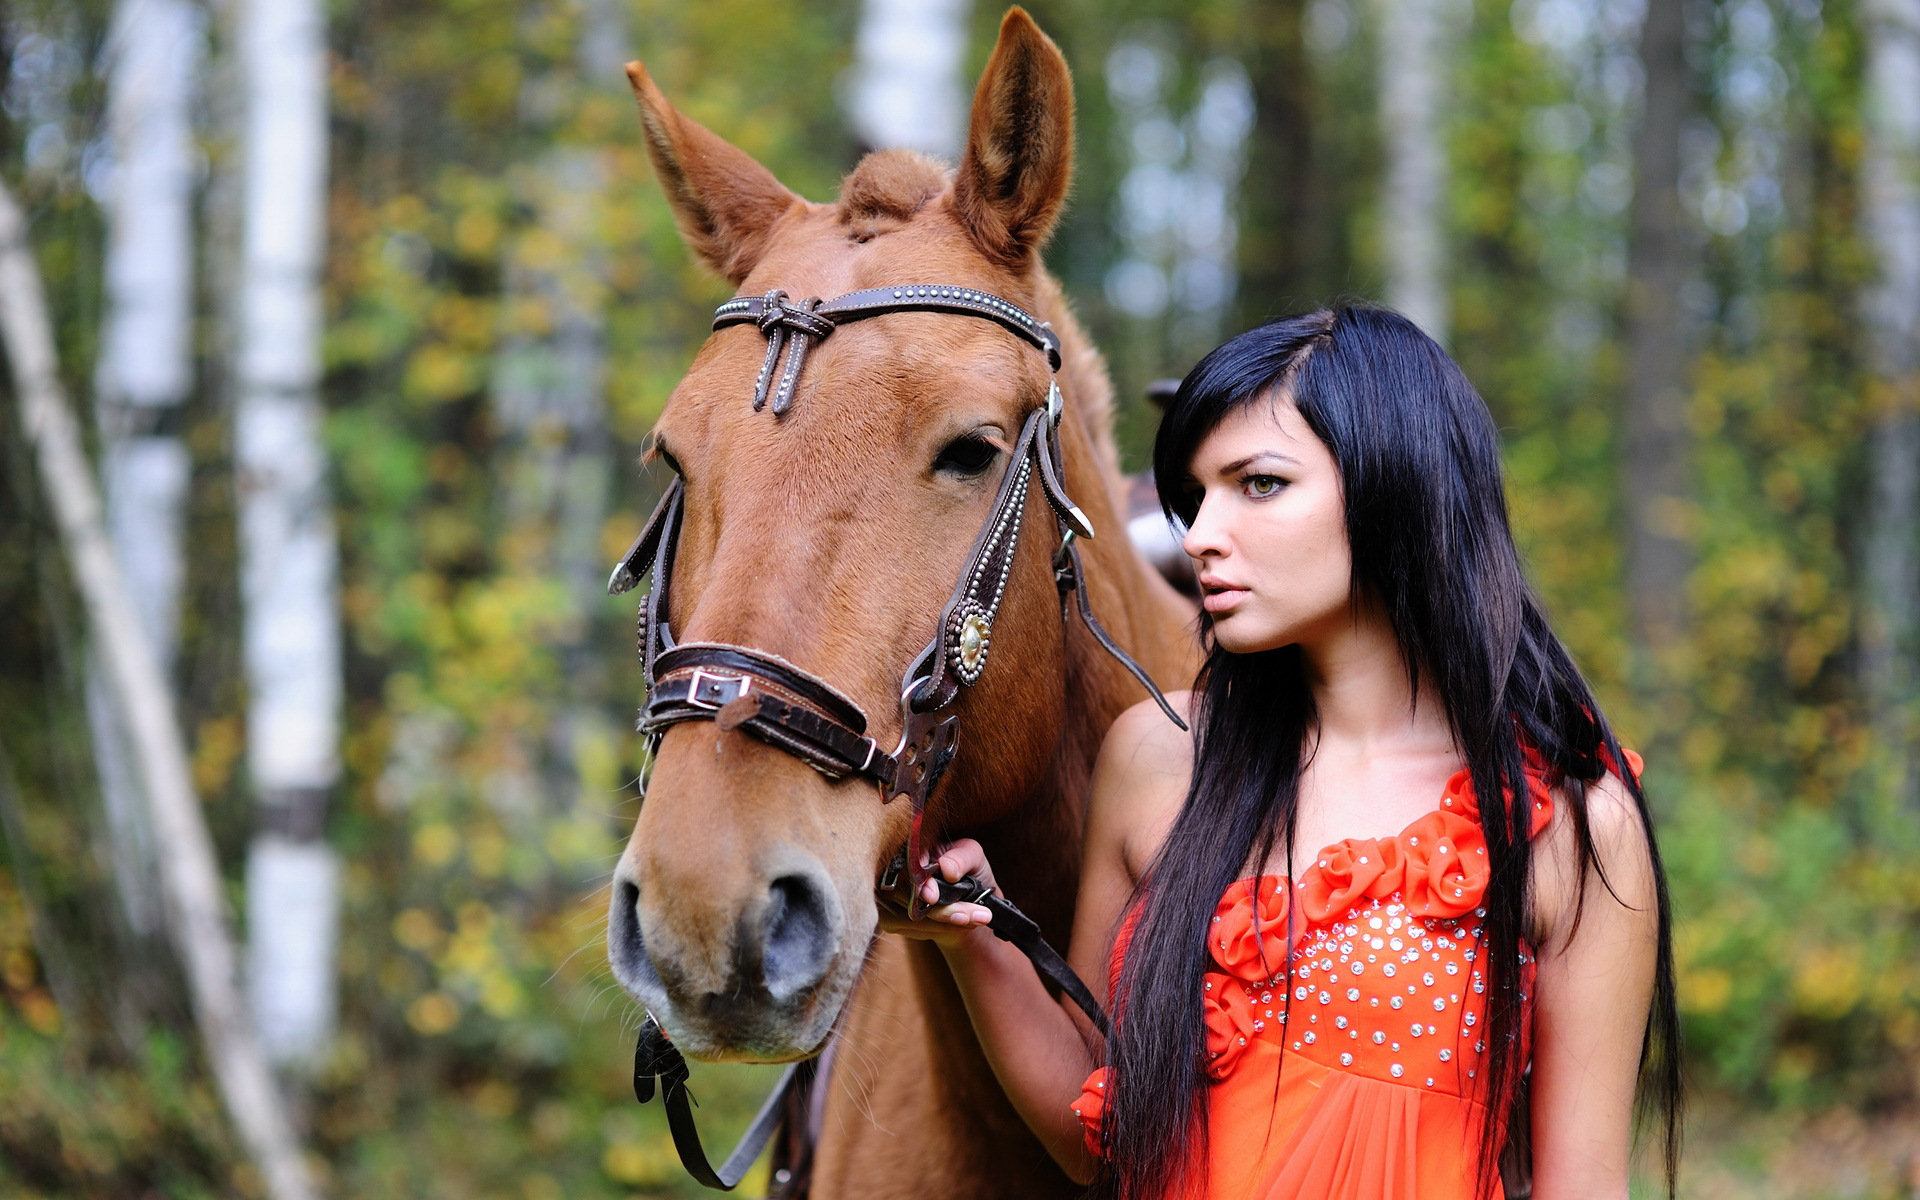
left=1299, top=600, right=1455, bottom=760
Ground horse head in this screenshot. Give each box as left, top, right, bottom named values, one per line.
left=608, top=9, right=1180, bottom=1064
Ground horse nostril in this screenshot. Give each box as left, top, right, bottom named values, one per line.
left=761, top=873, right=836, bottom=1001
left=608, top=877, right=661, bottom=995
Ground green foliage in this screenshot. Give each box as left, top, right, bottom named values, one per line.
left=3, top=0, right=1919, bottom=1195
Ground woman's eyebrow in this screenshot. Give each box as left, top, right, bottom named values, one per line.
left=1217, top=451, right=1303, bottom=475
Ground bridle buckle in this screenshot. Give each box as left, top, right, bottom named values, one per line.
left=685, top=667, right=751, bottom=710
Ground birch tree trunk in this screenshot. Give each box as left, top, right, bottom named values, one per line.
left=847, top=0, right=969, bottom=159
left=1, top=179, right=321, bottom=1200
left=232, top=0, right=343, bottom=1068
left=1623, top=0, right=1695, bottom=675
left=1376, top=0, right=1450, bottom=344
left=86, top=0, right=203, bottom=941
left=1860, top=0, right=1920, bottom=807
left=846, top=0, right=969, bottom=158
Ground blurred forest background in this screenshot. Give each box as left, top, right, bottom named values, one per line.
left=2, top=0, right=1917, bottom=1196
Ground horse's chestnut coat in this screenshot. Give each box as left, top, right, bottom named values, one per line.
left=608, top=10, right=1195, bottom=1197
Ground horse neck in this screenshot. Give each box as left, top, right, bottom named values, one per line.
left=968, top=272, right=1190, bottom=933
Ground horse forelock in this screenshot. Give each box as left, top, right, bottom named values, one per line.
left=839, top=149, right=948, bottom=225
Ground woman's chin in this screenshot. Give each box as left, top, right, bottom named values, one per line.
left=1209, top=617, right=1288, bottom=656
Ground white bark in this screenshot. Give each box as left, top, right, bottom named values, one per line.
left=846, top=0, right=970, bottom=158
left=1861, top=0, right=1920, bottom=806
left=233, top=0, right=342, bottom=1066
left=87, top=0, right=203, bottom=938
left=1376, top=0, right=1451, bottom=344
left=1, top=180, right=321, bottom=1200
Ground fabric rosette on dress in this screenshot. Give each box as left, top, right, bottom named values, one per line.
left=1071, top=755, right=1639, bottom=1199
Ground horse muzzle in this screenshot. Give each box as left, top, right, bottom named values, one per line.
left=608, top=852, right=863, bottom=1061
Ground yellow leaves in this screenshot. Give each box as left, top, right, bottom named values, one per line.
left=601, top=1139, right=672, bottom=1187
left=453, top=207, right=502, bottom=259
left=1684, top=967, right=1733, bottom=1016
left=468, top=828, right=508, bottom=880
left=407, top=991, right=460, bottom=1036
left=513, top=227, right=568, bottom=275
left=404, top=343, right=481, bottom=404
left=413, top=822, right=459, bottom=867
left=478, top=973, right=524, bottom=1019
left=192, top=715, right=243, bottom=800
left=381, top=193, right=430, bottom=234
left=519, top=1172, right=562, bottom=1200
left=393, top=907, right=444, bottom=953
left=1790, top=944, right=1865, bottom=1021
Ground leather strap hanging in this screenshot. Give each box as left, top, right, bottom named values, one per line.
left=630, top=874, right=1107, bottom=1195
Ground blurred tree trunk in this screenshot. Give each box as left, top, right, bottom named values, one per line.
left=1623, top=0, right=1695, bottom=679
left=846, top=0, right=969, bottom=158
left=1376, top=0, right=1450, bottom=344
left=86, top=0, right=203, bottom=945
left=1237, top=0, right=1318, bottom=317
left=487, top=1, right=630, bottom=826
left=1, top=179, right=321, bottom=1200
left=1860, top=0, right=1920, bottom=807
left=232, top=0, right=342, bottom=1069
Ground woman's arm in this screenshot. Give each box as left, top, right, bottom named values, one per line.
left=882, top=695, right=1193, bottom=1182
left=1526, top=772, right=1662, bottom=1200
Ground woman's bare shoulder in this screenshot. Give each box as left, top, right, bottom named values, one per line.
left=1085, top=692, right=1197, bottom=876
left=1097, top=692, right=1197, bottom=787
left=1533, top=769, right=1658, bottom=950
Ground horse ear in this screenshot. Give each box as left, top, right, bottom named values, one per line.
left=626, top=62, right=803, bottom=284
left=952, top=9, right=1075, bottom=269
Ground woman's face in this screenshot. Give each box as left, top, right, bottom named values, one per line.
left=1180, top=394, right=1351, bottom=655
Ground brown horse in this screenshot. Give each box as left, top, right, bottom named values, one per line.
left=607, top=10, right=1196, bottom=1196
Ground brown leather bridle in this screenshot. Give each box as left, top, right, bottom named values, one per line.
left=610, top=283, right=1183, bottom=1193
left=609, top=283, right=1183, bottom=906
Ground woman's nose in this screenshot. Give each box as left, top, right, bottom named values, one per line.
left=1181, top=493, right=1226, bottom=560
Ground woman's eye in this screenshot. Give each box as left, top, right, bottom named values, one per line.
left=1245, top=475, right=1284, bottom=497
left=934, top=435, right=1000, bottom=477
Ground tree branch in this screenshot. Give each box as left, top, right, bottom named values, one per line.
left=0, top=179, right=322, bottom=1200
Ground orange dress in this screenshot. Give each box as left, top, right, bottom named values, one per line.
left=1070, top=756, right=1636, bottom=1200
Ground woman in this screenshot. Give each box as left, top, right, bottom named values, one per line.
left=888, top=307, right=1681, bottom=1199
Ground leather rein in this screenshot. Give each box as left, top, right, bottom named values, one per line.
left=610, top=283, right=1183, bottom=1191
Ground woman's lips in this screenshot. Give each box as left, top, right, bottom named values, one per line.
left=1200, top=585, right=1248, bottom=613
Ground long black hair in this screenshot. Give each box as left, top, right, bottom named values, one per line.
left=1095, top=307, right=1681, bottom=1198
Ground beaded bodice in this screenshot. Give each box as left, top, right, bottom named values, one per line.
left=1195, top=768, right=1548, bottom=1098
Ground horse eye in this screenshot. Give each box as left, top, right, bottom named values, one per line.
left=933, top=435, right=999, bottom=477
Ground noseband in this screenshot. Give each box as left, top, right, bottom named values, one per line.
left=608, top=283, right=1182, bottom=904
left=611, top=282, right=1181, bottom=1192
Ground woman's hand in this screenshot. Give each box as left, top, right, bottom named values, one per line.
left=874, top=838, right=999, bottom=941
